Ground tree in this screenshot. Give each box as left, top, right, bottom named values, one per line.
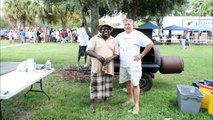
left=0, top=18, right=13, bottom=29
left=79, top=0, right=187, bottom=36
left=188, top=0, right=213, bottom=16
left=51, top=0, right=81, bottom=29
left=201, top=0, right=213, bottom=16
left=3, top=0, right=33, bottom=43
left=112, top=0, right=187, bottom=27
left=79, top=0, right=99, bottom=36
left=3, top=0, right=195, bottom=40
left=32, top=0, right=56, bottom=42
left=168, top=0, right=213, bottom=16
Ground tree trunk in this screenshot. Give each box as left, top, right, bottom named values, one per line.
left=79, top=0, right=92, bottom=38
left=62, top=19, right=67, bottom=30
left=44, top=18, right=49, bottom=42
left=126, top=9, right=136, bottom=20
left=126, top=1, right=137, bottom=22
left=90, top=0, right=99, bottom=36
left=60, top=15, right=67, bottom=30
left=22, top=20, right=26, bottom=43
left=81, top=8, right=91, bottom=38
left=16, top=19, right=21, bottom=43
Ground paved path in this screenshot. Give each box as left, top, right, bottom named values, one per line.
left=1, top=43, right=30, bottom=74
left=0, top=62, right=21, bottom=75
left=0, top=43, right=30, bottom=49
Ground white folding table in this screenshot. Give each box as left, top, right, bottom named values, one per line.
left=0, top=69, right=54, bottom=120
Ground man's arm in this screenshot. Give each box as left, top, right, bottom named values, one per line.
left=86, top=50, right=105, bottom=64
left=134, top=42, right=154, bottom=61
left=104, top=54, right=119, bottom=65
left=140, top=42, right=154, bottom=58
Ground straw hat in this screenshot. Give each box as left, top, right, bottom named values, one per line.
left=99, top=24, right=113, bottom=33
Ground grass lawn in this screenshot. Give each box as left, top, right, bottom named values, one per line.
left=0, top=43, right=212, bottom=120
left=0, top=40, right=17, bottom=46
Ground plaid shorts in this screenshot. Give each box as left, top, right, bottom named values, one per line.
left=90, top=72, right=113, bottom=99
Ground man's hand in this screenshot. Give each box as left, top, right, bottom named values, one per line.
left=134, top=54, right=143, bottom=61
left=97, top=55, right=105, bottom=64
left=104, top=57, right=112, bottom=65
left=134, top=42, right=153, bottom=62
left=87, top=50, right=105, bottom=64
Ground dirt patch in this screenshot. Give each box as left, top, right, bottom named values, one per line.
left=58, top=65, right=91, bottom=82
left=58, top=65, right=119, bottom=82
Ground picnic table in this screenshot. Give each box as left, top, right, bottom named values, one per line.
left=0, top=68, right=54, bottom=120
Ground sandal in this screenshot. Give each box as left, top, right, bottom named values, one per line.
left=132, top=106, right=139, bottom=115
left=122, top=100, right=134, bottom=106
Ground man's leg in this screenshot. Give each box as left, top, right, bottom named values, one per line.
left=126, top=81, right=134, bottom=103
left=133, top=85, right=140, bottom=114
left=77, top=55, right=81, bottom=71
left=133, top=85, right=140, bottom=107
left=182, top=39, right=186, bottom=49
left=77, top=56, right=81, bottom=64
left=78, top=46, right=82, bottom=66
left=84, top=54, right=87, bottom=66
left=90, top=99, right=95, bottom=113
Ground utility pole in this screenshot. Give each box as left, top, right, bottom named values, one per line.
left=198, top=0, right=203, bottom=24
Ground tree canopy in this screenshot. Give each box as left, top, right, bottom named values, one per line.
left=2, top=0, right=212, bottom=36
left=78, top=0, right=188, bottom=35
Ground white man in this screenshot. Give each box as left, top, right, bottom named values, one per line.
left=115, top=18, right=153, bottom=114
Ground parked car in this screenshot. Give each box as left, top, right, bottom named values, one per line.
left=0, top=30, right=10, bottom=40
left=1, top=34, right=9, bottom=40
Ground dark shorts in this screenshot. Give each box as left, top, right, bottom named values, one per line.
left=78, top=46, right=87, bottom=56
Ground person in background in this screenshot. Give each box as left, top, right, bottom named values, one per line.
left=64, top=29, right=69, bottom=42
left=168, top=30, right=172, bottom=39
left=72, top=29, right=78, bottom=42
left=33, top=28, right=37, bottom=43
left=68, top=30, right=72, bottom=43
left=189, top=31, right=193, bottom=43
left=28, top=29, right=33, bottom=42
left=86, top=24, right=119, bottom=113
left=37, top=29, right=42, bottom=43
left=8, top=30, right=13, bottom=43
left=60, top=29, right=65, bottom=43
left=20, top=29, right=25, bottom=44
left=55, top=29, right=60, bottom=42
left=13, top=29, right=18, bottom=42
left=181, top=31, right=187, bottom=49
left=115, top=18, right=153, bottom=115
left=167, top=30, right=172, bottom=45
left=50, top=30, right=56, bottom=42
left=186, top=31, right=190, bottom=46
left=77, top=23, right=89, bottom=67
left=159, top=30, right=165, bottom=44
